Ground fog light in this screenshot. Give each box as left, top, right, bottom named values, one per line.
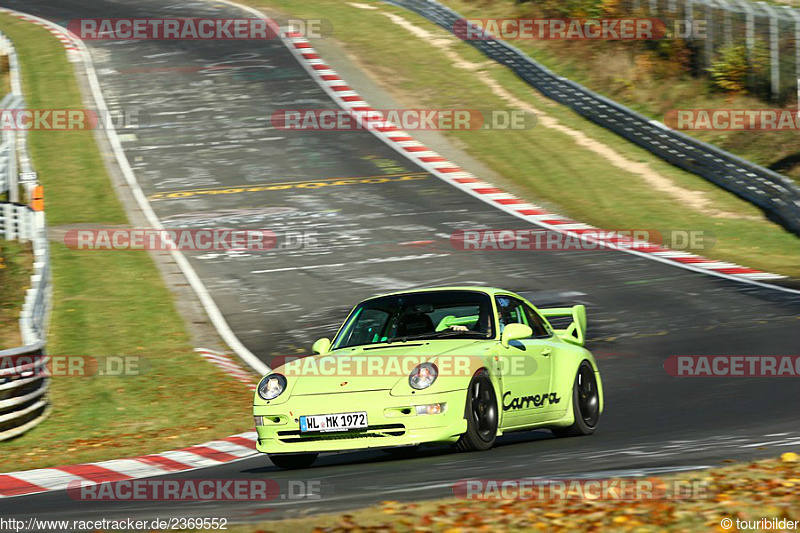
left=254, top=415, right=265, bottom=427
left=415, top=403, right=445, bottom=415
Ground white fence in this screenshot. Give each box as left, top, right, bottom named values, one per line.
left=625, top=0, right=800, bottom=102
left=0, top=203, right=35, bottom=240
left=0, top=29, right=51, bottom=442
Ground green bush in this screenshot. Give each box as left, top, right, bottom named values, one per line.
left=708, top=43, right=750, bottom=93
left=708, top=42, right=770, bottom=96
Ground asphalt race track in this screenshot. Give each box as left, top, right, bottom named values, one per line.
left=0, top=0, right=799, bottom=525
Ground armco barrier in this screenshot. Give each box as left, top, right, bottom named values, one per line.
left=0, top=342, right=50, bottom=441
left=382, top=0, right=800, bottom=238
left=0, top=28, right=51, bottom=441
left=0, top=96, right=18, bottom=202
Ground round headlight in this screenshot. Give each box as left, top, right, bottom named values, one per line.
left=258, top=373, right=287, bottom=400
left=409, top=362, right=438, bottom=390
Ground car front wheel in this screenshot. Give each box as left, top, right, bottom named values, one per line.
left=455, top=370, right=498, bottom=452
left=552, top=361, right=600, bottom=438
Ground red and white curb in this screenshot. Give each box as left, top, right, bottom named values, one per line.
left=0, top=431, right=258, bottom=498
left=0, top=347, right=259, bottom=499
left=196, top=348, right=258, bottom=390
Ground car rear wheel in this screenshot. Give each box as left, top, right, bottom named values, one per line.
left=552, top=361, right=600, bottom=438
left=455, top=371, right=498, bottom=452
left=269, top=453, right=318, bottom=469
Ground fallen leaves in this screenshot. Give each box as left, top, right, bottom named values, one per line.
left=284, top=452, right=800, bottom=532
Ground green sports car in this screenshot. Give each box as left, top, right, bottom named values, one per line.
left=253, top=287, right=604, bottom=469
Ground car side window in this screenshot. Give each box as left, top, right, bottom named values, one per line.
left=495, top=296, right=530, bottom=337
left=496, top=296, right=550, bottom=338
left=521, top=304, right=551, bottom=338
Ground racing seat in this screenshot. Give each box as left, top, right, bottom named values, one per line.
left=396, top=313, right=434, bottom=337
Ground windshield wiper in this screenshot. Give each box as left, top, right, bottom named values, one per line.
left=387, top=330, right=487, bottom=343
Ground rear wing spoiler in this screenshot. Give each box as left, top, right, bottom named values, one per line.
left=539, top=305, right=587, bottom=347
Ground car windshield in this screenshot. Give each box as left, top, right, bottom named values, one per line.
left=332, top=290, right=495, bottom=349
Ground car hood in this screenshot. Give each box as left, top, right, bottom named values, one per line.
left=277, top=339, right=492, bottom=395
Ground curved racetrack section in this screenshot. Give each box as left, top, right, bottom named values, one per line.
left=0, top=0, right=798, bottom=523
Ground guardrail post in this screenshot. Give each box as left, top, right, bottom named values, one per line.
left=704, top=1, right=714, bottom=69
left=730, top=0, right=756, bottom=91
left=781, top=7, right=800, bottom=115
left=718, top=0, right=733, bottom=44
left=757, top=2, right=781, bottom=100
left=7, top=128, right=17, bottom=203
left=2, top=203, right=14, bottom=239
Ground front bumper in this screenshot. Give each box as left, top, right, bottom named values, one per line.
left=254, top=389, right=468, bottom=454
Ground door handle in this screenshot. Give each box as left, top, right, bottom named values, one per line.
left=541, top=347, right=552, bottom=356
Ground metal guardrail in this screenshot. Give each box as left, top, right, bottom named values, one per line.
left=0, top=29, right=51, bottom=441
left=382, top=0, right=800, bottom=238
left=0, top=95, right=18, bottom=200
left=0, top=342, right=50, bottom=441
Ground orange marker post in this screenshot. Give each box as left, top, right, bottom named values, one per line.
left=30, top=185, right=44, bottom=212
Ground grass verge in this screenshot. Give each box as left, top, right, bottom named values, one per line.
left=248, top=0, right=800, bottom=278
left=225, top=453, right=800, bottom=532
left=0, top=239, right=32, bottom=349
left=0, top=14, right=253, bottom=471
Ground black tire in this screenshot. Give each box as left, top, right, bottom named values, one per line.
left=455, top=370, right=498, bottom=452
left=552, top=361, right=600, bottom=438
left=269, top=453, right=318, bottom=469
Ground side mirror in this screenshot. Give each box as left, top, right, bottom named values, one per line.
left=311, top=337, right=331, bottom=355
left=501, top=323, right=532, bottom=347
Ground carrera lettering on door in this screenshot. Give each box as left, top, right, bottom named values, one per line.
left=502, top=391, right=561, bottom=411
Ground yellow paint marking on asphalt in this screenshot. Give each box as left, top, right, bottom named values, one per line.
left=148, top=172, right=429, bottom=200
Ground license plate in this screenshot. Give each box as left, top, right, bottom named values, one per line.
left=299, top=411, right=368, bottom=433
